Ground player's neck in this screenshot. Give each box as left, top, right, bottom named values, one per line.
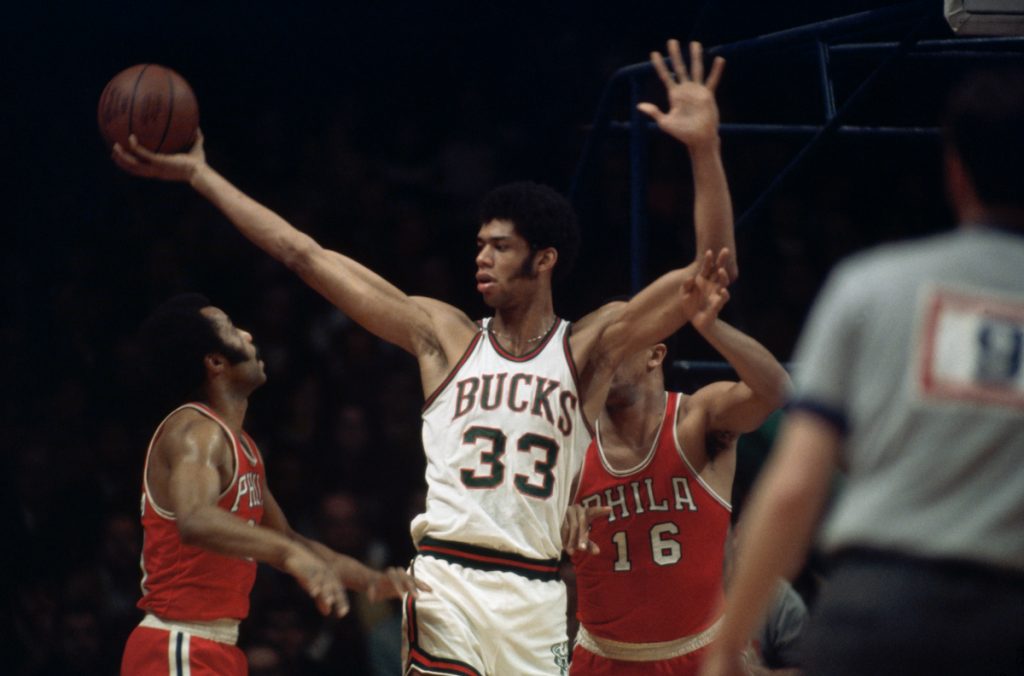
left=491, top=301, right=556, bottom=350
left=602, top=389, right=666, bottom=460
left=201, top=387, right=249, bottom=433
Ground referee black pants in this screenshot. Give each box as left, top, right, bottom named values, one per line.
left=801, top=548, right=1024, bottom=676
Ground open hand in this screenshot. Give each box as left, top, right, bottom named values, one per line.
left=638, top=40, right=725, bottom=148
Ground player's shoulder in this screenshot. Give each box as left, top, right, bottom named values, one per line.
left=573, top=300, right=628, bottom=338
left=158, top=407, right=234, bottom=461
left=410, top=296, right=478, bottom=333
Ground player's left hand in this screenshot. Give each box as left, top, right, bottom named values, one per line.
left=366, top=566, right=433, bottom=602
left=638, top=40, right=725, bottom=148
left=561, top=504, right=612, bottom=556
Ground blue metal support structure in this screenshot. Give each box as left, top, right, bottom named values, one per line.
left=570, top=1, right=1024, bottom=296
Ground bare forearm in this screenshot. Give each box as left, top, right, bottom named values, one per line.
left=177, top=505, right=301, bottom=570
left=290, top=533, right=378, bottom=592
left=689, top=140, right=738, bottom=280
left=700, top=319, right=790, bottom=405
left=188, top=164, right=425, bottom=353
left=189, top=164, right=319, bottom=270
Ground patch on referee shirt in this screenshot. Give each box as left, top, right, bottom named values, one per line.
left=917, top=284, right=1024, bottom=410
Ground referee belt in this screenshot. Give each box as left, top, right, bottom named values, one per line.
left=575, top=616, right=723, bottom=662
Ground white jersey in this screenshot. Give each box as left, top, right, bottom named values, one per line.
left=411, top=318, right=592, bottom=561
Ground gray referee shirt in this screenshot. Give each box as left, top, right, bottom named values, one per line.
left=789, top=225, right=1024, bottom=573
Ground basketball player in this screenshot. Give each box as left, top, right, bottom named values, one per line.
left=113, top=40, right=733, bottom=676
left=700, top=70, right=1024, bottom=676
left=120, top=294, right=426, bottom=675
left=562, top=262, right=790, bottom=675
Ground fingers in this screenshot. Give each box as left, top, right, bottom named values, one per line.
left=706, top=56, right=726, bottom=92
left=567, top=504, right=610, bottom=554
left=332, top=586, right=351, bottom=617
left=689, top=41, right=704, bottom=84
left=385, top=567, right=426, bottom=599
left=126, top=134, right=159, bottom=161
left=563, top=505, right=583, bottom=554
left=649, top=50, right=675, bottom=90
left=636, top=102, right=664, bottom=123
left=582, top=505, right=610, bottom=555
left=715, top=247, right=731, bottom=275
left=111, top=142, right=145, bottom=174
left=716, top=268, right=731, bottom=288
left=653, top=40, right=725, bottom=92
left=714, top=285, right=731, bottom=311
left=698, top=249, right=716, bottom=278
left=310, top=570, right=350, bottom=618
left=111, top=136, right=158, bottom=177
left=668, top=39, right=688, bottom=82
left=365, top=567, right=433, bottom=603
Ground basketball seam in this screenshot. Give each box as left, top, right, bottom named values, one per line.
left=128, top=64, right=150, bottom=140
left=157, top=68, right=175, bottom=153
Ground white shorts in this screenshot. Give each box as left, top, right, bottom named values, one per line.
left=403, top=539, right=569, bottom=676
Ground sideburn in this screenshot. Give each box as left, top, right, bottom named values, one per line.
left=514, top=250, right=540, bottom=280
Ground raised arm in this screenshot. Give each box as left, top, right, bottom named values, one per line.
left=686, top=280, right=791, bottom=435
left=576, top=42, right=736, bottom=416
left=639, top=39, right=737, bottom=281
left=162, top=416, right=347, bottom=617
left=111, top=135, right=475, bottom=382
left=577, top=249, right=731, bottom=422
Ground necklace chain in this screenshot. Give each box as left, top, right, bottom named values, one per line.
left=489, top=317, right=557, bottom=344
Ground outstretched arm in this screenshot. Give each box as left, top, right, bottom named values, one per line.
left=260, top=488, right=431, bottom=604
left=639, top=39, right=737, bottom=281
left=577, top=249, right=731, bottom=422
left=577, top=42, right=736, bottom=417
left=111, top=135, right=474, bottom=379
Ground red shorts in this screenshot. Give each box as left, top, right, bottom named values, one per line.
left=121, top=625, right=246, bottom=675
left=570, top=643, right=709, bottom=676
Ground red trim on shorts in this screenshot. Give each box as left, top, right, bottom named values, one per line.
left=408, top=647, right=482, bottom=676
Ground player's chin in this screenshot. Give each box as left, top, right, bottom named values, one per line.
left=479, top=291, right=501, bottom=308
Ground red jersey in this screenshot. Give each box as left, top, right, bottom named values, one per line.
left=137, top=403, right=266, bottom=621
left=572, top=392, right=731, bottom=643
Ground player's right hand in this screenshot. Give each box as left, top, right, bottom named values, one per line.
left=111, top=129, right=207, bottom=184
left=283, top=547, right=351, bottom=618
left=561, top=504, right=611, bottom=556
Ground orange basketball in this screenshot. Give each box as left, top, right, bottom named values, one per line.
left=97, top=64, right=199, bottom=153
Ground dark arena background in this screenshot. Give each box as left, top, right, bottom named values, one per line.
left=4, top=1, right=1021, bottom=674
